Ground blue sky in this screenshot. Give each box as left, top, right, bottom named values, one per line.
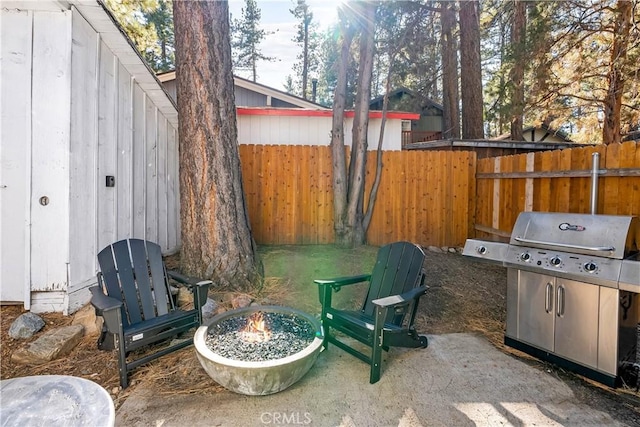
left=228, top=0, right=341, bottom=90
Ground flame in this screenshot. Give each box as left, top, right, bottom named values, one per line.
left=240, top=312, right=271, bottom=343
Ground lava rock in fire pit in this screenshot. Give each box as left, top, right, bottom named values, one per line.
left=205, top=312, right=316, bottom=362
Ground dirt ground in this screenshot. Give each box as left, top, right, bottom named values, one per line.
left=1, top=245, right=639, bottom=425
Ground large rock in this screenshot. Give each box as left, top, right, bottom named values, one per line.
left=72, top=304, right=101, bottom=336
left=177, top=286, right=193, bottom=307
left=231, top=294, right=252, bottom=309
left=201, top=298, right=218, bottom=322
left=11, top=325, right=84, bottom=365
left=8, top=312, right=45, bottom=339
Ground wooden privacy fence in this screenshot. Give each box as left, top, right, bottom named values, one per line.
left=239, top=141, right=639, bottom=247
left=474, top=141, right=640, bottom=240
left=239, top=145, right=476, bottom=247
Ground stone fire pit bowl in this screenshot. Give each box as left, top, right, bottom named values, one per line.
left=194, top=306, right=324, bottom=396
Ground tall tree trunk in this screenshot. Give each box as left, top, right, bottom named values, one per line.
left=603, top=0, right=632, bottom=145
left=173, top=0, right=262, bottom=290
left=346, top=1, right=376, bottom=246
left=302, top=19, right=309, bottom=99
left=459, top=0, right=484, bottom=139
left=441, top=1, right=460, bottom=139
left=510, top=0, right=526, bottom=141
left=331, top=10, right=353, bottom=245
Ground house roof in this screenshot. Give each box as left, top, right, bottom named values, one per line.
left=494, top=123, right=572, bottom=142
left=369, top=87, right=443, bottom=112
left=157, top=71, right=329, bottom=110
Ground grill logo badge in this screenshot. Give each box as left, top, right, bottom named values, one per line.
left=559, top=222, right=586, bottom=231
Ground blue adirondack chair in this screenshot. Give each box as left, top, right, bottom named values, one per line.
left=90, top=239, right=211, bottom=389
left=314, top=241, right=429, bottom=383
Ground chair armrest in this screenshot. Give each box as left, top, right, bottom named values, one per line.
left=371, top=286, right=429, bottom=308
left=89, top=286, right=122, bottom=314
left=167, top=270, right=211, bottom=313
left=89, top=286, right=123, bottom=334
left=167, top=270, right=212, bottom=289
left=314, top=274, right=371, bottom=289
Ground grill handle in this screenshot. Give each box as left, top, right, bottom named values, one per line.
left=513, top=237, right=615, bottom=253
left=545, top=282, right=553, bottom=313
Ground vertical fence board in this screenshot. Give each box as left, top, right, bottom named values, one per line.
left=603, top=143, right=620, bottom=215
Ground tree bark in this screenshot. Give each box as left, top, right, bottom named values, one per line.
left=173, top=0, right=262, bottom=290
left=603, top=0, right=632, bottom=145
left=331, top=9, right=353, bottom=245
left=346, top=1, right=376, bottom=246
left=459, top=0, right=484, bottom=139
left=510, top=0, right=526, bottom=141
left=441, top=1, right=460, bottom=139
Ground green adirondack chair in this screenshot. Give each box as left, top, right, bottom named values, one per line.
left=90, top=239, right=211, bottom=389
left=314, top=241, right=429, bottom=383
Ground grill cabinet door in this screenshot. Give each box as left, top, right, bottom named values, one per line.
left=553, top=279, right=599, bottom=369
left=516, top=271, right=555, bottom=351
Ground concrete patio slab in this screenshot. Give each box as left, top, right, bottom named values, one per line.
left=116, top=333, right=626, bottom=426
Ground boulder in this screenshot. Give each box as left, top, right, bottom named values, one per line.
left=11, top=325, right=84, bottom=364
left=72, top=304, right=100, bottom=336
left=8, top=312, right=45, bottom=339
left=231, top=294, right=252, bottom=309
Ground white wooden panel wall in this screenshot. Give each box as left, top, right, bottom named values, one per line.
left=0, top=9, right=32, bottom=305
left=66, top=9, right=179, bottom=312
left=30, top=11, right=72, bottom=303
left=132, top=84, right=146, bottom=238
left=69, top=7, right=97, bottom=291
left=236, top=114, right=402, bottom=150
left=157, top=117, right=169, bottom=250
left=167, top=127, right=179, bottom=251
left=116, top=62, right=133, bottom=241
left=145, top=102, right=158, bottom=244
left=97, top=39, right=117, bottom=251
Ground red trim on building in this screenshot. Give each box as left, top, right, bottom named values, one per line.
left=236, top=107, right=419, bottom=120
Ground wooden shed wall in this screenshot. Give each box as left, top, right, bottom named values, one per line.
left=0, top=6, right=180, bottom=313
left=66, top=7, right=180, bottom=313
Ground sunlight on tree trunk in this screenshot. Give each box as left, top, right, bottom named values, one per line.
left=330, top=9, right=354, bottom=245
left=346, top=1, right=376, bottom=246
left=173, top=0, right=262, bottom=291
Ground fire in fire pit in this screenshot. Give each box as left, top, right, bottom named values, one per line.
left=241, top=311, right=271, bottom=343
left=194, top=306, right=324, bottom=395
left=205, top=311, right=317, bottom=361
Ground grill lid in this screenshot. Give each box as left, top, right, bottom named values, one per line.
left=510, top=212, right=639, bottom=259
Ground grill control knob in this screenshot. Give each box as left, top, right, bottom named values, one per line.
left=584, top=261, right=598, bottom=272
left=520, top=252, right=531, bottom=262
left=477, top=246, right=487, bottom=255
left=550, top=256, right=562, bottom=267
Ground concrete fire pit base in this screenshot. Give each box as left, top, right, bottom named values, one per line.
left=194, top=306, right=324, bottom=396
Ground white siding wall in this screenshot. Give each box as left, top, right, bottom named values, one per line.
left=0, top=9, right=33, bottom=306
left=0, top=10, right=73, bottom=311
left=67, top=8, right=180, bottom=313
left=236, top=114, right=403, bottom=151
left=0, top=5, right=181, bottom=313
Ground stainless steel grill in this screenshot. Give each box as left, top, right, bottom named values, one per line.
left=463, top=211, right=640, bottom=387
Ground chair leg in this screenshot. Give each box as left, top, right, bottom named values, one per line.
left=370, top=306, right=386, bottom=384
left=117, top=332, right=128, bottom=389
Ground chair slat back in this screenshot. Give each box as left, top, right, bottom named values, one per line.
left=97, top=239, right=173, bottom=327
left=361, top=242, right=425, bottom=324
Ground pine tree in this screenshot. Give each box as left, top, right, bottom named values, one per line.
left=289, top=0, right=320, bottom=99
left=231, top=0, right=275, bottom=82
